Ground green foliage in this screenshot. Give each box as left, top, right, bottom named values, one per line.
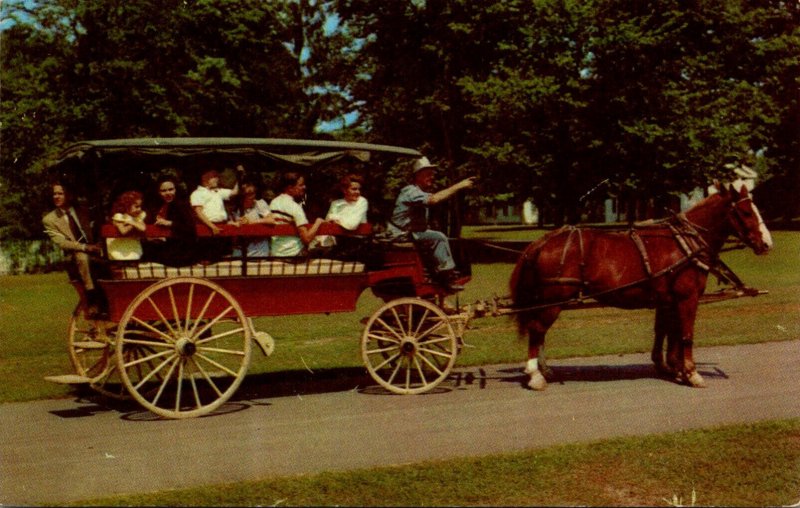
left=0, top=0, right=346, bottom=237
left=1, top=0, right=798, bottom=237
left=334, top=0, right=799, bottom=225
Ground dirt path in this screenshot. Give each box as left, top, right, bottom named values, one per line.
left=2, top=340, right=798, bottom=505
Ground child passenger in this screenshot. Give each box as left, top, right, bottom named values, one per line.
left=107, top=190, right=147, bottom=260
left=190, top=167, right=241, bottom=235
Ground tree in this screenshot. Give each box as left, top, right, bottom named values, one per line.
left=1, top=0, right=346, bottom=237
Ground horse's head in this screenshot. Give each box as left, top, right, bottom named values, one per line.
left=712, top=182, right=773, bottom=255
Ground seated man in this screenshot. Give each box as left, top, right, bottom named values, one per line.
left=387, top=157, right=475, bottom=291
left=269, top=171, right=324, bottom=257
left=42, top=181, right=105, bottom=315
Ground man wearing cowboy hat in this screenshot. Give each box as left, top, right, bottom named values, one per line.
left=387, top=157, right=475, bottom=292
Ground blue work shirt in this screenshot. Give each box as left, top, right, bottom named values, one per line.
left=388, top=184, right=431, bottom=236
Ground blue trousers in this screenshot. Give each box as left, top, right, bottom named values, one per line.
left=411, top=230, right=455, bottom=272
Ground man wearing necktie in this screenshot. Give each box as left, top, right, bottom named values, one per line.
left=43, top=182, right=104, bottom=314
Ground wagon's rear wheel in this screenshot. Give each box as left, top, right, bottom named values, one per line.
left=116, top=277, right=251, bottom=419
left=361, top=297, right=458, bottom=394
left=67, top=305, right=128, bottom=399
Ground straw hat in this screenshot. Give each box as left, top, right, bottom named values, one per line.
left=412, top=157, right=437, bottom=174
left=724, top=162, right=757, bottom=179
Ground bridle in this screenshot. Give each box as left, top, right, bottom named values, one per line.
left=727, top=195, right=766, bottom=251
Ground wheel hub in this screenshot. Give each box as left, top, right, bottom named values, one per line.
left=176, top=337, right=196, bottom=357
left=400, top=337, right=417, bottom=356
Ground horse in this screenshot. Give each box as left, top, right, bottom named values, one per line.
left=510, top=182, right=772, bottom=390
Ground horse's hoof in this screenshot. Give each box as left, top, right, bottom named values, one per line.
left=528, top=372, right=547, bottom=391
left=687, top=371, right=707, bottom=388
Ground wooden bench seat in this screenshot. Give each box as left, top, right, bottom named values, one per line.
left=110, top=258, right=366, bottom=280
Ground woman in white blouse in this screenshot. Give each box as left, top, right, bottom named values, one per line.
left=313, top=174, right=368, bottom=250
left=327, top=174, right=367, bottom=229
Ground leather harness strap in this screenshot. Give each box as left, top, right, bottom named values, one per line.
left=628, top=230, right=652, bottom=277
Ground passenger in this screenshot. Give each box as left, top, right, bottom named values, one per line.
left=107, top=190, right=147, bottom=260
left=232, top=181, right=276, bottom=258
left=42, top=181, right=105, bottom=315
left=190, top=166, right=243, bottom=261
left=327, top=173, right=368, bottom=230
left=387, top=157, right=475, bottom=292
left=190, top=167, right=241, bottom=235
left=145, top=176, right=198, bottom=267
left=312, top=173, right=368, bottom=254
left=269, top=172, right=324, bottom=257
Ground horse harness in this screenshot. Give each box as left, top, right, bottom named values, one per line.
left=507, top=214, right=740, bottom=314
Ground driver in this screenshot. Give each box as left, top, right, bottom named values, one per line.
left=387, top=157, right=475, bottom=292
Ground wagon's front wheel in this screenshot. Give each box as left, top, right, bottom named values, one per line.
left=361, top=297, right=458, bottom=394
left=116, top=277, right=251, bottom=419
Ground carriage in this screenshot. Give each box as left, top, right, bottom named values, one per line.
left=44, top=138, right=771, bottom=418
left=44, top=138, right=473, bottom=418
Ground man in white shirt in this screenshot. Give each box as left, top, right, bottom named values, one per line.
left=269, top=172, right=323, bottom=256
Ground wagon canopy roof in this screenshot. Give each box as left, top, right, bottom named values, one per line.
left=50, top=137, right=423, bottom=172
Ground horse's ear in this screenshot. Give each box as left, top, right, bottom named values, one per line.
left=727, top=183, right=746, bottom=197
left=737, top=183, right=750, bottom=197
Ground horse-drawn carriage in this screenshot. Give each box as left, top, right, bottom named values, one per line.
left=45, top=138, right=473, bottom=418
left=44, top=138, right=772, bottom=419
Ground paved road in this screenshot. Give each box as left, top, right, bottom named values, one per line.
left=2, top=340, right=798, bottom=505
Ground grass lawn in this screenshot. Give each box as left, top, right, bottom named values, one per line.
left=75, top=418, right=800, bottom=507
left=0, top=231, right=798, bottom=403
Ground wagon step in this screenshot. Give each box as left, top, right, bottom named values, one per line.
left=44, top=374, right=95, bottom=385
left=72, top=340, right=108, bottom=349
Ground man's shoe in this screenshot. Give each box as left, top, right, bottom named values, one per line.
left=439, top=270, right=465, bottom=292
left=445, top=281, right=465, bottom=292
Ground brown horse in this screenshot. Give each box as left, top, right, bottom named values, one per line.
left=510, top=183, right=772, bottom=390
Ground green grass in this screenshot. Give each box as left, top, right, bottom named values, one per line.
left=73, top=418, right=800, bottom=507
left=1, top=231, right=798, bottom=403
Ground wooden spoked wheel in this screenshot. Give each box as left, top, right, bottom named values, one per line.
left=67, top=304, right=128, bottom=399
left=361, top=297, right=458, bottom=394
left=116, top=277, right=252, bottom=419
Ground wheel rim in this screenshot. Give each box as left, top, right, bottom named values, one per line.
left=68, top=305, right=128, bottom=399
left=116, top=277, right=251, bottom=418
left=361, top=297, right=458, bottom=394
